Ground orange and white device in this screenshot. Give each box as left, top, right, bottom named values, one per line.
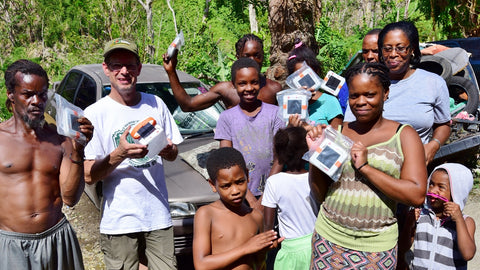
left=130, top=117, right=168, bottom=159
left=309, top=137, right=349, bottom=180
left=308, top=126, right=352, bottom=181
left=282, top=94, right=309, bottom=120
left=320, top=71, right=345, bottom=97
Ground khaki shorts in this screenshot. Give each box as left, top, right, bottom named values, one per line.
left=101, top=226, right=177, bottom=270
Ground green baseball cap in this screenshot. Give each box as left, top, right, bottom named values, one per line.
left=103, top=38, right=139, bottom=58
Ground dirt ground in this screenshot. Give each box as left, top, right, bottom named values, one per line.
left=63, top=193, right=194, bottom=270
left=463, top=188, right=480, bottom=269
left=64, top=190, right=480, bottom=270
left=63, top=194, right=104, bottom=269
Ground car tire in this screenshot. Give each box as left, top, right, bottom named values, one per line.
left=448, top=75, right=479, bottom=115
left=418, top=55, right=453, bottom=84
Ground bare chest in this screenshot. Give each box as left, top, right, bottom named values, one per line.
left=0, top=136, right=63, bottom=176
left=210, top=211, right=260, bottom=251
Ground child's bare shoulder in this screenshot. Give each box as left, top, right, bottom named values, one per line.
left=210, top=81, right=236, bottom=98
left=195, top=200, right=222, bottom=219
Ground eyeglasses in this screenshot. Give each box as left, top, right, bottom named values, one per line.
left=382, top=45, right=411, bottom=54
left=108, top=63, right=138, bottom=72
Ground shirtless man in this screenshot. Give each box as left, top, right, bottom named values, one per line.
left=193, top=147, right=283, bottom=270
left=0, top=59, right=93, bottom=269
left=164, top=34, right=282, bottom=111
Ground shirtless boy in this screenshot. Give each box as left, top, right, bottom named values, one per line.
left=193, top=147, right=282, bottom=270
left=163, top=34, right=282, bottom=111
left=0, top=59, right=93, bottom=269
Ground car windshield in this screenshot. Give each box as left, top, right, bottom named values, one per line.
left=102, top=82, right=224, bottom=135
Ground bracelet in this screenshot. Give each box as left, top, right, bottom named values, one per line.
left=356, top=161, right=368, bottom=171
left=431, top=138, right=442, bottom=147
left=69, top=153, right=84, bottom=165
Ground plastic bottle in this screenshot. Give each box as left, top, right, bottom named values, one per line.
left=167, top=30, right=184, bottom=59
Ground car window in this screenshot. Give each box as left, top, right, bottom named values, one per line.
left=102, top=82, right=224, bottom=134
left=58, top=71, right=82, bottom=103
left=137, top=83, right=179, bottom=113
left=74, top=75, right=97, bottom=109
left=143, top=82, right=223, bottom=134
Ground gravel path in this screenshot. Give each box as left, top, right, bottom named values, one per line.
left=464, top=189, right=480, bottom=269
left=63, top=193, right=104, bottom=269
left=65, top=190, right=480, bottom=270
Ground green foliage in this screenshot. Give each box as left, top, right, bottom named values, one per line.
left=0, top=0, right=271, bottom=121
left=315, top=18, right=363, bottom=74
left=0, top=0, right=477, bottom=122
left=0, top=85, right=9, bottom=121
left=152, top=0, right=269, bottom=84
left=415, top=0, right=478, bottom=39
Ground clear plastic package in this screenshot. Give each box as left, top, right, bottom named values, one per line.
left=173, top=107, right=218, bottom=132
left=320, top=71, right=345, bottom=96
left=130, top=117, right=168, bottom=159
left=304, top=126, right=353, bottom=181
left=285, top=62, right=323, bottom=91
left=166, top=30, right=184, bottom=59
left=276, top=89, right=312, bottom=121
left=53, top=93, right=87, bottom=145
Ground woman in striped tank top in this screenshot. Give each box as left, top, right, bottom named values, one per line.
left=307, top=62, right=428, bottom=269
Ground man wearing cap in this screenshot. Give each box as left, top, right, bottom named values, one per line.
left=83, top=38, right=182, bottom=270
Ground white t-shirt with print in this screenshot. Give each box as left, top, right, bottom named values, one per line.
left=84, top=92, right=183, bottom=234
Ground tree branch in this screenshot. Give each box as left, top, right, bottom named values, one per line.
left=166, top=0, right=178, bottom=34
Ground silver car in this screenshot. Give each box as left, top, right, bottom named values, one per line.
left=47, top=64, right=221, bottom=256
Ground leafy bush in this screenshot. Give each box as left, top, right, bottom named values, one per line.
left=315, top=17, right=363, bottom=75
left=0, top=0, right=470, bottom=122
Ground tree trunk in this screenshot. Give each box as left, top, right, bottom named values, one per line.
left=0, top=1, right=28, bottom=47
left=249, top=4, right=258, bottom=33
left=430, top=0, right=436, bottom=32
left=0, top=4, right=16, bottom=47
left=266, top=0, right=318, bottom=86
left=404, top=0, right=411, bottom=19
left=203, top=0, right=211, bottom=23
left=138, top=0, right=155, bottom=63
left=166, top=0, right=178, bottom=34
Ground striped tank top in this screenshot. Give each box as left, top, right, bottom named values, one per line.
left=314, top=124, right=406, bottom=252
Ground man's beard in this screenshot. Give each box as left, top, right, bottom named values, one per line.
left=22, top=114, right=45, bottom=129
